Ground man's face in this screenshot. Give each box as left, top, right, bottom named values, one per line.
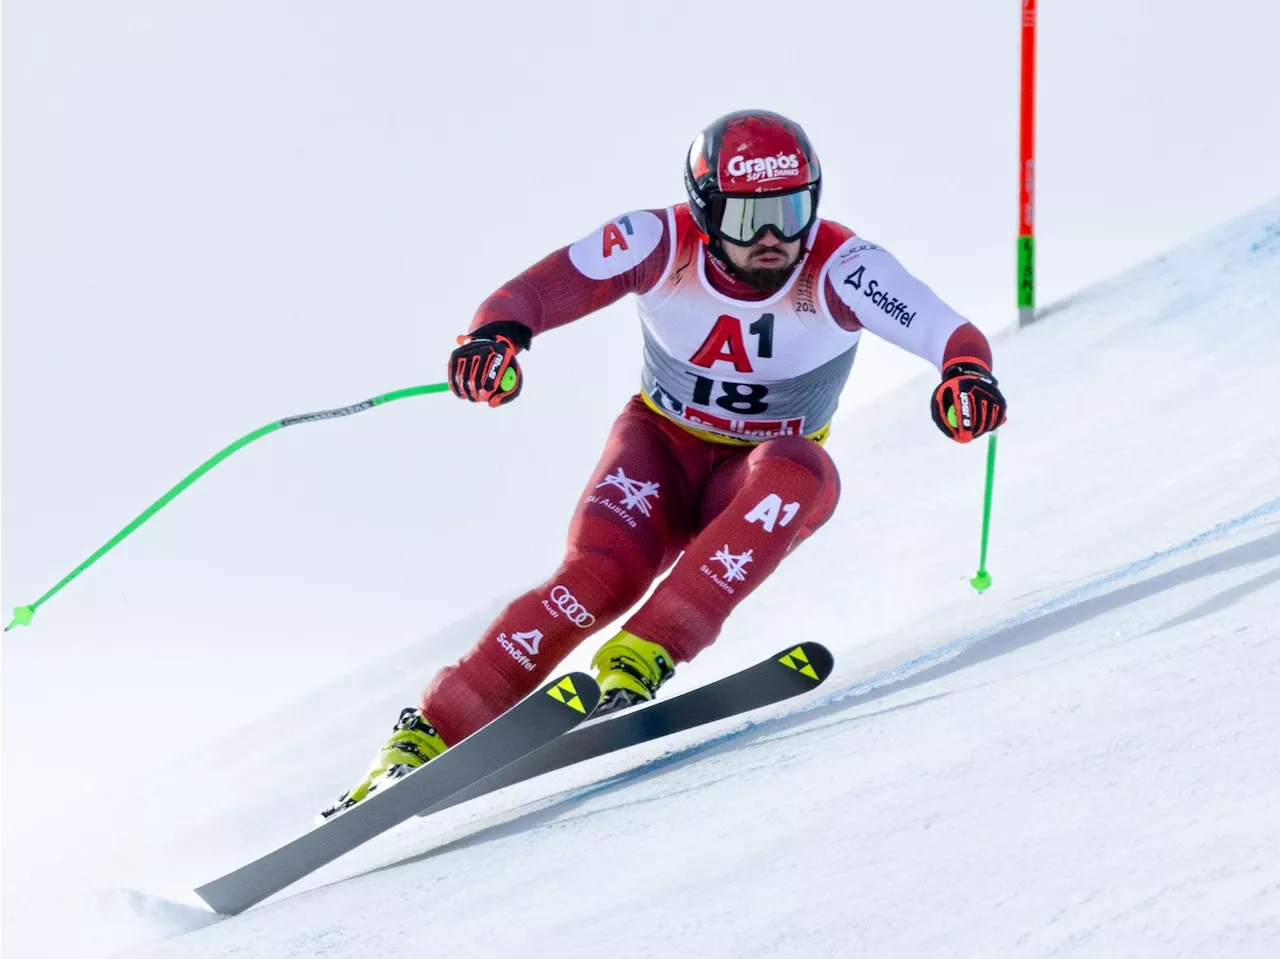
left=719, top=229, right=803, bottom=290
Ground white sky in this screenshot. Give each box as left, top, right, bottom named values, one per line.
left=2, top=1, right=1278, bottom=807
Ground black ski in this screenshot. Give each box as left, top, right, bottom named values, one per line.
left=417, top=642, right=833, bottom=819
left=195, top=671, right=600, bottom=915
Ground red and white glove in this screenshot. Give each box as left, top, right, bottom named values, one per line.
left=930, top=362, right=1007, bottom=443
left=446, top=322, right=530, bottom=407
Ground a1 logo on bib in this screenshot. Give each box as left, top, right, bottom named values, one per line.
left=745, top=493, right=800, bottom=533
left=689, top=314, right=775, bottom=373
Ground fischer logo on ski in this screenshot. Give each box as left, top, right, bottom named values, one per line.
left=546, top=675, right=588, bottom=713
left=778, top=646, right=821, bottom=680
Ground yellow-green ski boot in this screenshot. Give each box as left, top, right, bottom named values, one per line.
left=590, top=630, right=675, bottom=716
left=319, top=707, right=448, bottom=821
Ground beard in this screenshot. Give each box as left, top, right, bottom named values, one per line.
left=731, top=259, right=798, bottom=291
left=715, top=241, right=800, bottom=291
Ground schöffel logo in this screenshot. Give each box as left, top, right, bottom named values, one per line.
left=726, top=153, right=801, bottom=184
left=496, top=629, right=544, bottom=672
left=512, top=629, right=542, bottom=654
left=546, top=585, right=595, bottom=627
left=844, top=266, right=915, bottom=328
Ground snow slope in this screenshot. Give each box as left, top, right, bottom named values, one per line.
left=5, top=203, right=1280, bottom=958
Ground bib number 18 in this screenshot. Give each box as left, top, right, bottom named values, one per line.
left=688, top=374, right=770, bottom=415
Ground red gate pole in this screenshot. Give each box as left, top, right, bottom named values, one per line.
left=1017, top=0, right=1038, bottom=327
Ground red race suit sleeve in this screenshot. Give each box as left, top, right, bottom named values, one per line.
left=468, top=209, right=672, bottom=346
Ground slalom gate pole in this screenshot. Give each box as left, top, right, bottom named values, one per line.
left=3, top=376, right=494, bottom=632
left=1016, top=0, right=1038, bottom=327
left=970, top=433, right=999, bottom=593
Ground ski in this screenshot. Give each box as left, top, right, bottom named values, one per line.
left=194, top=671, right=600, bottom=915
left=417, top=642, right=833, bottom=820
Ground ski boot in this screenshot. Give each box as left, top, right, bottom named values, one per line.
left=319, top=707, right=448, bottom=821
left=590, top=630, right=675, bottom=716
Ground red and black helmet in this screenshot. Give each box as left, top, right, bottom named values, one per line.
left=684, top=109, right=822, bottom=246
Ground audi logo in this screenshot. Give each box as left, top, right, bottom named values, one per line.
left=550, top=585, right=595, bottom=627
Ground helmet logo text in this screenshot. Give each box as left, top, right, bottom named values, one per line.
left=726, top=153, right=801, bottom=184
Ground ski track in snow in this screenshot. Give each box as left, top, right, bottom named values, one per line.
left=5, top=202, right=1280, bottom=958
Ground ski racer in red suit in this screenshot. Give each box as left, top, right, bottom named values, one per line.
left=324, top=110, right=1007, bottom=817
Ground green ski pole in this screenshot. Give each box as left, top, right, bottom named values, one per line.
left=969, top=432, right=999, bottom=593
left=4, top=373, right=509, bottom=632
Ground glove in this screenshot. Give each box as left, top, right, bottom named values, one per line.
left=930, top=362, right=1007, bottom=443
left=447, top=321, right=530, bottom=407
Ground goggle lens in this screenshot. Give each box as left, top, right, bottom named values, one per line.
left=713, top=188, right=815, bottom=244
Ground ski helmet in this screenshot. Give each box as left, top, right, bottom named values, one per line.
left=684, top=109, right=821, bottom=246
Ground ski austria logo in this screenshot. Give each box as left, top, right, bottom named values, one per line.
left=545, top=585, right=595, bottom=627
left=595, top=468, right=661, bottom=517
left=726, top=153, right=801, bottom=184
left=711, top=546, right=753, bottom=582
left=700, top=545, right=752, bottom=595
left=496, top=628, right=544, bottom=672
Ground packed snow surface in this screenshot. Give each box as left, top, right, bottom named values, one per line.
left=4, top=203, right=1279, bottom=957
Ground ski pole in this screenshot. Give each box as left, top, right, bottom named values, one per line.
left=969, top=432, right=998, bottom=592
left=3, top=374, right=506, bottom=632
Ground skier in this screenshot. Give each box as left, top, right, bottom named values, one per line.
left=323, top=109, right=1006, bottom=817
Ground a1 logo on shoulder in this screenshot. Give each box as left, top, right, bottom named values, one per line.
left=568, top=210, right=665, bottom=281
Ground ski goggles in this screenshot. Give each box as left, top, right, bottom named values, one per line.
left=708, top=186, right=817, bottom=245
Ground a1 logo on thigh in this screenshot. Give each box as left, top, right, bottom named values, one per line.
left=744, top=493, right=800, bottom=533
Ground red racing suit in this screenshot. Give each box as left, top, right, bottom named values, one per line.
left=420, top=204, right=993, bottom=744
